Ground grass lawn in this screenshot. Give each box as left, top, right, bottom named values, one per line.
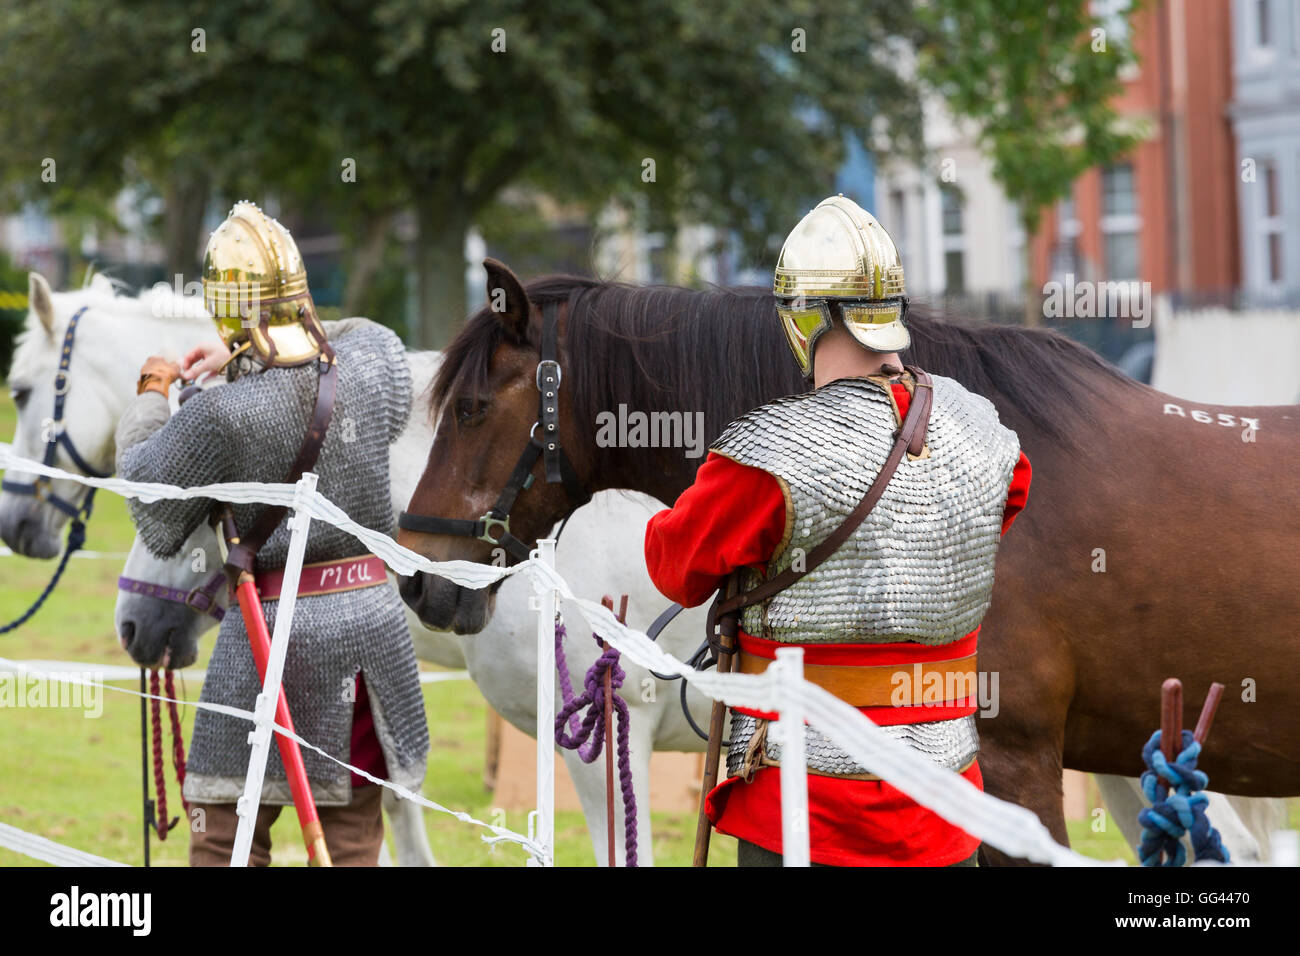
left=2, top=387, right=1281, bottom=868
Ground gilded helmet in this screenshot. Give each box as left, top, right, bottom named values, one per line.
left=773, top=195, right=909, bottom=378
left=202, top=201, right=326, bottom=367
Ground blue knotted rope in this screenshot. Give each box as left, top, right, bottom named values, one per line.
left=1137, top=729, right=1229, bottom=866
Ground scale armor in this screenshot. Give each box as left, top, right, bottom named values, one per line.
left=727, top=711, right=980, bottom=779
left=711, top=373, right=1018, bottom=776
left=120, top=322, right=429, bottom=805
left=712, top=375, right=1019, bottom=645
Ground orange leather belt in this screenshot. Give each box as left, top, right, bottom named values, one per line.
left=736, top=650, right=979, bottom=708
left=255, top=554, right=388, bottom=601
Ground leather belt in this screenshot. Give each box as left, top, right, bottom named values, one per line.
left=255, top=554, right=388, bottom=601
left=736, top=650, right=979, bottom=708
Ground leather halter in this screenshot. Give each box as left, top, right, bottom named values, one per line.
left=2, top=306, right=112, bottom=520
left=117, top=571, right=227, bottom=622
left=397, top=300, right=590, bottom=563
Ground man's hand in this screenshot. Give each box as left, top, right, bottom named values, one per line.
left=180, top=340, right=232, bottom=382
left=137, top=356, right=183, bottom=397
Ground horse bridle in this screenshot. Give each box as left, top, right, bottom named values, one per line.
left=117, top=571, right=227, bottom=623
left=2, top=306, right=111, bottom=521
left=397, top=300, right=590, bottom=562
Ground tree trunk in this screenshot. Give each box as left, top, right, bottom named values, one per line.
left=341, top=210, right=394, bottom=317
left=163, top=170, right=210, bottom=282
left=412, top=192, right=470, bottom=350
left=1021, top=210, right=1041, bottom=327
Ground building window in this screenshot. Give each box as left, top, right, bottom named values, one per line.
left=1101, top=164, right=1140, bottom=280
left=1259, top=159, right=1284, bottom=286
left=1256, top=0, right=1271, bottom=47
left=940, top=185, right=965, bottom=294
left=1102, top=164, right=1137, bottom=217
left=1051, top=194, right=1083, bottom=279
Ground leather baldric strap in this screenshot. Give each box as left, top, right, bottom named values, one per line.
left=715, top=366, right=933, bottom=617
left=223, top=348, right=338, bottom=580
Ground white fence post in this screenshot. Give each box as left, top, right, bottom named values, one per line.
left=230, top=471, right=318, bottom=867
left=774, top=646, right=810, bottom=867
left=530, top=537, right=557, bottom=867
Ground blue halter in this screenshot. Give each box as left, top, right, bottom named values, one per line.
left=2, top=306, right=112, bottom=520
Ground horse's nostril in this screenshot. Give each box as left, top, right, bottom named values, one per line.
left=119, top=620, right=135, bottom=649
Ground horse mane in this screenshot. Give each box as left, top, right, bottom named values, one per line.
left=431, top=275, right=1139, bottom=448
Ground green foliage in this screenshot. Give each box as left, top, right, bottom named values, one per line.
left=0, top=249, right=30, bottom=377
left=919, top=0, right=1145, bottom=235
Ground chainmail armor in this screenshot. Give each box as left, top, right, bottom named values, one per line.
left=712, top=373, right=1017, bottom=779
left=120, top=321, right=428, bottom=805
left=712, top=374, right=1019, bottom=646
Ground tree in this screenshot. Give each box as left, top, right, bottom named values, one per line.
left=917, top=0, right=1144, bottom=324
left=0, top=0, right=930, bottom=346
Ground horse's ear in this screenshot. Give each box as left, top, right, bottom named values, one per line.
left=28, top=272, right=55, bottom=338
left=483, top=258, right=530, bottom=343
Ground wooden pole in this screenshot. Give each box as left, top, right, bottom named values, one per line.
left=693, top=577, right=739, bottom=868
left=233, top=576, right=331, bottom=866
left=1160, top=678, right=1183, bottom=764
left=1193, top=682, right=1225, bottom=745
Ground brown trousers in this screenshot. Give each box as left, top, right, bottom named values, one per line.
left=188, top=783, right=385, bottom=867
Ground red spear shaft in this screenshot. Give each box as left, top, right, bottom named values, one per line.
left=233, top=573, right=331, bottom=866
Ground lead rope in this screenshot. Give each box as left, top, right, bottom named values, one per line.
left=552, top=618, right=639, bottom=866
left=0, top=513, right=88, bottom=634
left=147, top=669, right=189, bottom=840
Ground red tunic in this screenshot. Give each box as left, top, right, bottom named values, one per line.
left=644, top=380, right=1031, bottom=865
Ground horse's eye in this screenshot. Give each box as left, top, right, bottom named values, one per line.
left=9, top=385, right=30, bottom=409
left=455, top=396, right=487, bottom=426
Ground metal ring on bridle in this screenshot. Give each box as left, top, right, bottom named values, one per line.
left=478, top=514, right=510, bottom=545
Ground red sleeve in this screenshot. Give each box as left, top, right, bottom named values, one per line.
left=1001, top=451, right=1031, bottom=536
left=644, top=452, right=788, bottom=608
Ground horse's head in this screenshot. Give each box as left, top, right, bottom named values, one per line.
left=115, top=521, right=227, bottom=669
left=1, top=274, right=120, bottom=557
left=397, top=259, right=591, bottom=634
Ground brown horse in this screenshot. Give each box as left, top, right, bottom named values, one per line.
left=397, top=259, right=1300, bottom=864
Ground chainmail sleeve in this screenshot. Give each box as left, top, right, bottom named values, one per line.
left=113, top=392, right=171, bottom=473
left=374, top=324, right=411, bottom=444
left=118, top=387, right=232, bottom=558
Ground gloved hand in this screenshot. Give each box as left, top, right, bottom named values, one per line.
left=137, top=356, right=183, bottom=397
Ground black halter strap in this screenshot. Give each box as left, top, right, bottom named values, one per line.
left=2, top=306, right=111, bottom=520
left=397, top=300, right=590, bottom=562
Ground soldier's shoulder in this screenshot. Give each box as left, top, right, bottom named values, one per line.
left=333, top=318, right=402, bottom=353
left=930, top=373, right=1002, bottom=418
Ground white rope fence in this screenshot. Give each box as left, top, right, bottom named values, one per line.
left=1, top=444, right=1116, bottom=867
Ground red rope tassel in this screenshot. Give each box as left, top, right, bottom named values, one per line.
left=148, top=670, right=170, bottom=840
left=164, top=670, right=189, bottom=816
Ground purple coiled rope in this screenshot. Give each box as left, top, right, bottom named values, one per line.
left=553, top=619, right=639, bottom=866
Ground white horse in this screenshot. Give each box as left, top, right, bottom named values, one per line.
left=0, top=279, right=445, bottom=865
left=1, top=273, right=211, bottom=557
left=112, top=346, right=1285, bottom=866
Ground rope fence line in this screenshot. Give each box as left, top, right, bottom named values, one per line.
left=1, top=443, right=1115, bottom=867
left=0, top=659, right=469, bottom=686
left=0, top=654, right=544, bottom=862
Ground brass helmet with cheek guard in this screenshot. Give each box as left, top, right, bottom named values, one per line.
left=773, top=195, right=909, bottom=379
left=202, top=201, right=327, bottom=368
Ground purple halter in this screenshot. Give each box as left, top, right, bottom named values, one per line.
left=116, top=572, right=227, bottom=622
